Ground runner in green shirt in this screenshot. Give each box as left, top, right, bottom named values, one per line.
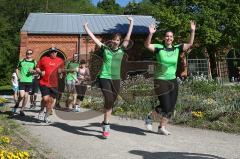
left=13, top=49, right=37, bottom=116
left=83, top=16, right=133, bottom=138
left=65, top=53, right=80, bottom=110
left=65, top=54, right=79, bottom=82
left=99, top=44, right=125, bottom=80
left=144, top=21, right=196, bottom=135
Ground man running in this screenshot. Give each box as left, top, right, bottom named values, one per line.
left=36, top=47, right=64, bottom=123
left=13, top=49, right=37, bottom=116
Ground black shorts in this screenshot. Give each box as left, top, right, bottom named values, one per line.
left=58, top=77, right=65, bottom=93
left=154, top=79, right=178, bottom=118
left=40, top=85, right=58, bottom=99
left=19, top=82, right=32, bottom=92
left=29, top=79, right=39, bottom=95
left=99, top=78, right=120, bottom=109
left=75, top=85, right=87, bottom=101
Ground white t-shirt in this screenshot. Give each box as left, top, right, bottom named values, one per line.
left=12, top=72, right=18, bottom=87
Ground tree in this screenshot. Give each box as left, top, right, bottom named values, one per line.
left=0, top=14, right=17, bottom=85
left=97, top=0, right=123, bottom=14
left=46, top=0, right=101, bottom=13
left=124, top=0, right=139, bottom=15
left=124, top=0, right=155, bottom=15
left=124, top=0, right=239, bottom=77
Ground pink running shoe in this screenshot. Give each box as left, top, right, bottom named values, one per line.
left=101, top=122, right=110, bottom=138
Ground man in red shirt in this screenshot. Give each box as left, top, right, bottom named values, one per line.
left=36, top=47, right=64, bottom=123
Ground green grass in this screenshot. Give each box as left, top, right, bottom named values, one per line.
left=0, top=85, right=11, bottom=91
left=172, top=113, right=240, bottom=134
left=0, top=85, right=13, bottom=95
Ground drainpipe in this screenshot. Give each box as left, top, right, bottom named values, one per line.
left=86, top=36, right=89, bottom=61
left=78, top=34, right=81, bottom=62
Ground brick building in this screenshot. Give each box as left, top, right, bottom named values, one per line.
left=20, top=13, right=156, bottom=62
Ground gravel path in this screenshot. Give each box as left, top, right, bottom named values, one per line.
left=4, top=95, right=240, bottom=159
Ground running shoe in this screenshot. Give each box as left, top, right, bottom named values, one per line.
left=37, top=110, right=45, bottom=121
left=145, top=113, right=153, bottom=131
left=44, top=113, right=52, bottom=124
left=73, top=105, right=80, bottom=112
left=30, top=102, right=37, bottom=109
left=20, top=111, right=26, bottom=116
left=30, top=104, right=34, bottom=109
left=12, top=103, right=19, bottom=113
left=30, top=104, right=35, bottom=109
left=158, top=126, right=171, bottom=135
left=54, top=103, right=61, bottom=110
left=12, top=107, right=17, bottom=114
left=101, top=122, right=110, bottom=138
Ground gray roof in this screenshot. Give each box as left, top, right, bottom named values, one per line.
left=21, top=13, right=157, bottom=35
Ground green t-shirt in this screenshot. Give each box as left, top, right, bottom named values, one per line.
left=154, top=44, right=183, bottom=80
left=99, top=45, right=125, bottom=80
left=17, top=59, right=37, bottom=83
left=65, top=61, right=79, bottom=81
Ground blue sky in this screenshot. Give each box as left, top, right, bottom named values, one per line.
left=92, top=0, right=142, bottom=7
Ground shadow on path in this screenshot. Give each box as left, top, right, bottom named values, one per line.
left=8, top=112, right=42, bottom=123
left=54, top=108, right=102, bottom=121
left=50, top=122, right=104, bottom=139
left=129, top=150, right=226, bottom=159
left=88, top=122, right=158, bottom=136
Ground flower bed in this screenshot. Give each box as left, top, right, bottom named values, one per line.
left=174, top=77, right=240, bottom=133
left=0, top=114, right=50, bottom=158
left=83, top=75, right=240, bottom=133
left=0, top=97, right=7, bottom=107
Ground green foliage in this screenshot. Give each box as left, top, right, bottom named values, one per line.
left=46, top=0, right=101, bottom=13
left=124, top=0, right=240, bottom=57
left=127, top=0, right=156, bottom=16
left=0, top=14, right=18, bottom=86
left=0, top=97, right=7, bottom=104
left=124, top=0, right=141, bottom=15
left=174, top=79, right=240, bottom=133
left=191, top=80, right=218, bottom=96
left=178, top=79, right=240, bottom=112
left=0, top=85, right=11, bottom=91
left=88, top=50, right=103, bottom=81
left=97, top=0, right=123, bottom=14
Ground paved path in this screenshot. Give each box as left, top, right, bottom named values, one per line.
left=3, top=95, right=240, bottom=159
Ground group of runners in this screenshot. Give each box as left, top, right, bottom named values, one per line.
left=11, top=16, right=196, bottom=138
left=12, top=47, right=90, bottom=123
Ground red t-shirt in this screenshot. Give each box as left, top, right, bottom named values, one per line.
left=37, top=56, right=64, bottom=87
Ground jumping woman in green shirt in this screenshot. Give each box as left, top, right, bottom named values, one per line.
left=83, top=16, right=133, bottom=138
left=145, top=21, right=196, bottom=135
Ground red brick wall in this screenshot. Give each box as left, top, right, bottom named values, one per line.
left=19, top=33, right=99, bottom=61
